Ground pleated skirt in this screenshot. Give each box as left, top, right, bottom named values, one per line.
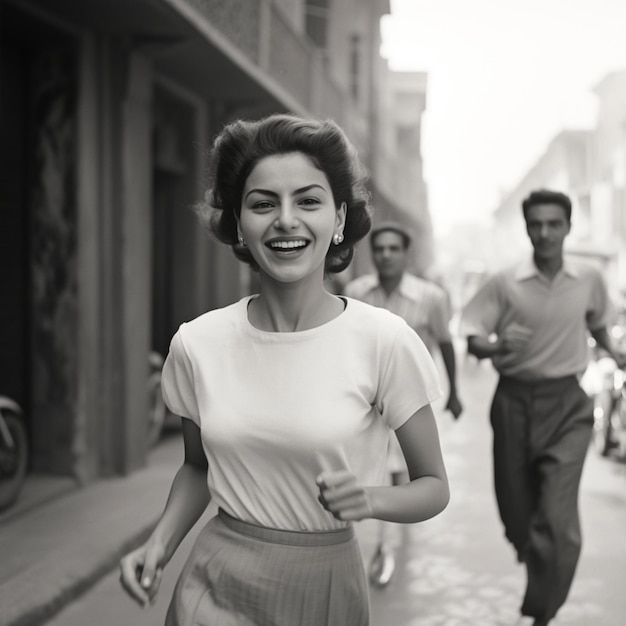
left=165, top=509, right=370, bottom=626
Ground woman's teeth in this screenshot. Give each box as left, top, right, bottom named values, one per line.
left=268, top=240, right=307, bottom=249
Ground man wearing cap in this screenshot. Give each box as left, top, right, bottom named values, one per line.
left=344, top=221, right=463, bottom=586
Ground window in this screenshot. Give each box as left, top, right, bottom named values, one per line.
left=305, top=0, right=329, bottom=48
left=350, top=34, right=360, bottom=100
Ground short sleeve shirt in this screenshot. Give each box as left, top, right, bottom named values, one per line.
left=344, top=273, right=451, bottom=354
left=161, top=296, right=443, bottom=531
left=459, top=257, right=610, bottom=379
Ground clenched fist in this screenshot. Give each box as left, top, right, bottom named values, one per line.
left=316, top=470, right=374, bottom=522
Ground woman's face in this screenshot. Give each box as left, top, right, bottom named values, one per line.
left=239, top=152, right=345, bottom=286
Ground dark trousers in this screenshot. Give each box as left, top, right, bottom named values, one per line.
left=490, top=375, right=593, bottom=622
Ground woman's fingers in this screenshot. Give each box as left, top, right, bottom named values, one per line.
left=316, top=470, right=371, bottom=520
left=145, top=567, right=164, bottom=604
left=119, top=551, right=150, bottom=607
left=321, top=482, right=360, bottom=504
left=120, top=542, right=166, bottom=607
left=140, top=548, right=164, bottom=601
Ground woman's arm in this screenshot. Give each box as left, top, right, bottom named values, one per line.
left=119, top=419, right=210, bottom=606
left=318, top=404, right=449, bottom=524
left=151, top=419, right=210, bottom=560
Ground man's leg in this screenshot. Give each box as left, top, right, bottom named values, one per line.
left=490, top=379, right=535, bottom=560
left=522, top=379, right=593, bottom=622
left=369, top=433, right=407, bottom=588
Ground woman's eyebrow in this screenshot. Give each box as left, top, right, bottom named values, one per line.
left=294, top=184, right=326, bottom=194
left=245, top=184, right=326, bottom=200
left=244, top=188, right=278, bottom=200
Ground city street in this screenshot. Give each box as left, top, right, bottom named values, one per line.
left=3, top=3, right=626, bottom=626
left=43, top=355, right=626, bottom=626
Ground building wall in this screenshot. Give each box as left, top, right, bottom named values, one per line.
left=1, top=0, right=399, bottom=483
left=591, top=71, right=626, bottom=292
left=492, top=70, right=626, bottom=293
left=491, top=131, right=593, bottom=269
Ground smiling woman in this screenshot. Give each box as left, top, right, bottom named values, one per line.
left=201, top=114, right=371, bottom=274
left=237, top=152, right=345, bottom=288
left=119, top=113, right=451, bottom=626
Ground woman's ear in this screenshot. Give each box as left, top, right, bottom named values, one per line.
left=336, top=202, right=347, bottom=233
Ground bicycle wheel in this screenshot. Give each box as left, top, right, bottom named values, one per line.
left=614, top=390, right=626, bottom=459
left=147, top=372, right=166, bottom=448
left=0, top=410, right=28, bottom=511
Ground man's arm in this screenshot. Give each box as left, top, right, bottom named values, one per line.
left=590, top=327, right=626, bottom=368
left=426, top=285, right=463, bottom=419
left=467, top=335, right=502, bottom=359
left=467, top=324, right=533, bottom=360
left=438, top=340, right=462, bottom=419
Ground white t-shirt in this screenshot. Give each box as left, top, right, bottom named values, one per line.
left=161, top=295, right=443, bottom=531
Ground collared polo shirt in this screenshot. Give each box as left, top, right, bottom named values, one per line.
left=344, top=273, right=451, bottom=354
left=459, top=257, right=610, bottom=380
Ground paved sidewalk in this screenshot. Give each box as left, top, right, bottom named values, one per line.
left=4, top=358, right=626, bottom=626
left=0, top=432, right=387, bottom=626
left=0, top=435, right=185, bottom=626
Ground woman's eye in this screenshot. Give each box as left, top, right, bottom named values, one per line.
left=299, top=198, right=321, bottom=208
left=251, top=201, right=274, bottom=210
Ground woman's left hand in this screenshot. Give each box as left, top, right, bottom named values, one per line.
left=316, top=470, right=373, bottom=521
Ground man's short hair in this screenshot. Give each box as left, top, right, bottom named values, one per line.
left=522, top=189, right=572, bottom=222
left=369, top=221, right=412, bottom=249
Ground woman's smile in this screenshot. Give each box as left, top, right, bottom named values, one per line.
left=265, top=237, right=311, bottom=255
left=239, top=152, right=345, bottom=284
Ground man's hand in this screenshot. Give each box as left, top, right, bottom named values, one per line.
left=446, top=392, right=463, bottom=420
left=498, top=323, right=533, bottom=354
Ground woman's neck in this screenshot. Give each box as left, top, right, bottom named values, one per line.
left=249, top=276, right=343, bottom=332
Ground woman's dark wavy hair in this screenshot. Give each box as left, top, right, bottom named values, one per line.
left=197, top=113, right=372, bottom=274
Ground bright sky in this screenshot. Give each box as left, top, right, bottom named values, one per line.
left=381, top=0, right=626, bottom=236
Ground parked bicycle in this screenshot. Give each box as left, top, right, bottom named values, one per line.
left=0, top=396, right=28, bottom=511
left=147, top=351, right=167, bottom=449
left=591, top=359, right=626, bottom=458
left=582, top=305, right=626, bottom=459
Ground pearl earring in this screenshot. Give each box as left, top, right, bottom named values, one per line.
left=238, top=235, right=247, bottom=247
left=333, top=233, right=344, bottom=245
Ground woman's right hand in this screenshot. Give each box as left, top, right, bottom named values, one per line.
left=119, top=540, right=166, bottom=607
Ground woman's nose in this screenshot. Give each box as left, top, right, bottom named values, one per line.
left=275, top=204, right=298, bottom=230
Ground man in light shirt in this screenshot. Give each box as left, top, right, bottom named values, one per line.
left=460, top=189, right=626, bottom=626
left=344, top=222, right=462, bottom=586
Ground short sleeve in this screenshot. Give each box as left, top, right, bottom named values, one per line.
left=586, top=270, right=611, bottom=331
left=459, top=274, right=502, bottom=338
left=376, top=321, right=443, bottom=430
left=428, top=289, right=452, bottom=342
left=161, top=326, right=200, bottom=425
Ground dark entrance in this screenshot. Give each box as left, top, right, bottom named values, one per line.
left=0, top=3, right=79, bottom=475
left=0, top=4, right=34, bottom=423
left=151, top=86, right=195, bottom=358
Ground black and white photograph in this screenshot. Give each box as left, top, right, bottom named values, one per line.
left=1, top=1, right=626, bottom=625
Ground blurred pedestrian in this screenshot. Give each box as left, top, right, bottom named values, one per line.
left=119, top=114, right=450, bottom=625
left=344, top=222, right=462, bottom=586
left=460, top=189, right=626, bottom=626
